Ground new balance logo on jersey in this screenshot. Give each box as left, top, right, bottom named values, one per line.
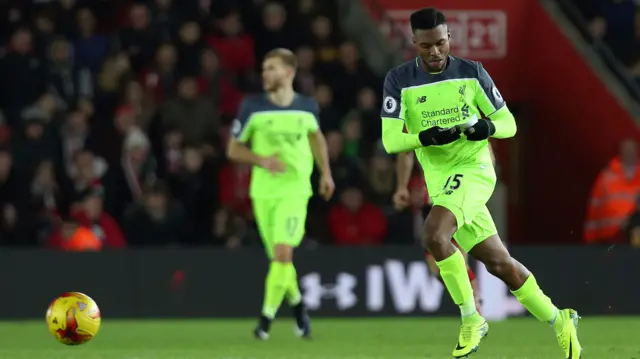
left=416, top=96, right=427, bottom=104
left=301, top=273, right=357, bottom=310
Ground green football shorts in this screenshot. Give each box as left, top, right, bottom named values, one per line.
left=252, top=197, right=309, bottom=259
left=429, top=166, right=498, bottom=252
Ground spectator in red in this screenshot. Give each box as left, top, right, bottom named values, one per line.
left=140, top=43, right=178, bottom=103
left=329, top=185, right=387, bottom=245
left=217, top=162, right=252, bottom=218
left=197, top=48, right=243, bottom=118
left=72, top=189, right=126, bottom=248
left=208, top=10, right=255, bottom=77
left=47, top=216, right=102, bottom=252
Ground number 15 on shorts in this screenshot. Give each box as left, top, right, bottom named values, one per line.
left=443, top=174, right=464, bottom=195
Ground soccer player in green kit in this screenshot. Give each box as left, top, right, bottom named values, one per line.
left=380, top=8, right=582, bottom=359
left=227, top=48, right=334, bottom=340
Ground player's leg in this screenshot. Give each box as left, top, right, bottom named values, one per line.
left=467, top=225, right=582, bottom=359
left=265, top=197, right=311, bottom=338
left=278, top=197, right=311, bottom=337
left=455, top=243, right=482, bottom=312
left=426, top=170, right=494, bottom=357
left=423, top=207, right=482, bottom=325
left=422, top=204, right=487, bottom=358
left=251, top=199, right=278, bottom=339
left=425, top=250, right=480, bottom=312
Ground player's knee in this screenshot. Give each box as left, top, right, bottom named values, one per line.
left=421, top=221, right=451, bottom=250
left=482, top=255, right=515, bottom=279
left=273, top=244, right=293, bottom=262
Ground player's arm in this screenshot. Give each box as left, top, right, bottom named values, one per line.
left=380, top=71, right=422, bottom=154
left=308, top=101, right=335, bottom=200
left=381, top=71, right=461, bottom=153
left=308, top=130, right=331, bottom=177
left=392, top=151, right=414, bottom=209
left=472, top=63, right=517, bottom=139
left=226, top=99, right=265, bottom=166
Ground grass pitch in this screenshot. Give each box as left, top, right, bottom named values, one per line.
left=0, top=317, right=637, bottom=359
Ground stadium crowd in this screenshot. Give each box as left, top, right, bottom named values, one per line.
left=574, top=0, right=640, bottom=81
left=568, top=0, right=640, bottom=246
left=3, top=0, right=639, bottom=250
left=0, top=0, right=433, bottom=249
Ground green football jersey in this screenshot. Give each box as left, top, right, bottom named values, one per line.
left=381, top=56, right=509, bottom=181
left=231, top=93, right=320, bottom=199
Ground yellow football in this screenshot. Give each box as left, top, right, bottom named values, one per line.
left=46, top=292, right=101, bottom=345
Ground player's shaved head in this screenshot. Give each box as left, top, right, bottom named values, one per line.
left=410, top=7, right=446, bottom=32
left=410, top=8, right=450, bottom=73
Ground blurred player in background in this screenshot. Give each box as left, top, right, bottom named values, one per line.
left=393, top=151, right=481, bottom=313
left=227, top=48, right=335, bottom=340
left=380, top=8, right=581, bottom=358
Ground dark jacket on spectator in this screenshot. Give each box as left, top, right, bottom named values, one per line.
left=122, top=201, right=191, bottom=246
left=161, top=97, right=218, bottom=145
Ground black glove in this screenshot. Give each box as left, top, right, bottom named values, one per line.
left=464, top=119, right=496, bottom=141
left=418, top=126, right=461, bottom=146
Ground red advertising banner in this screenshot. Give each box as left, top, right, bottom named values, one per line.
left=386, top=9, right=508, bottom=59
left=369, top=0, right=532, bottom=101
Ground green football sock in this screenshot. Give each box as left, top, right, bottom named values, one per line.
left=436, top=250, right=480, bottom=323
left=262, top=261, right=291, bottom=319
left=511, top=274, right=559, bottom=326
left=286, top=264, right=302, bottom=306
